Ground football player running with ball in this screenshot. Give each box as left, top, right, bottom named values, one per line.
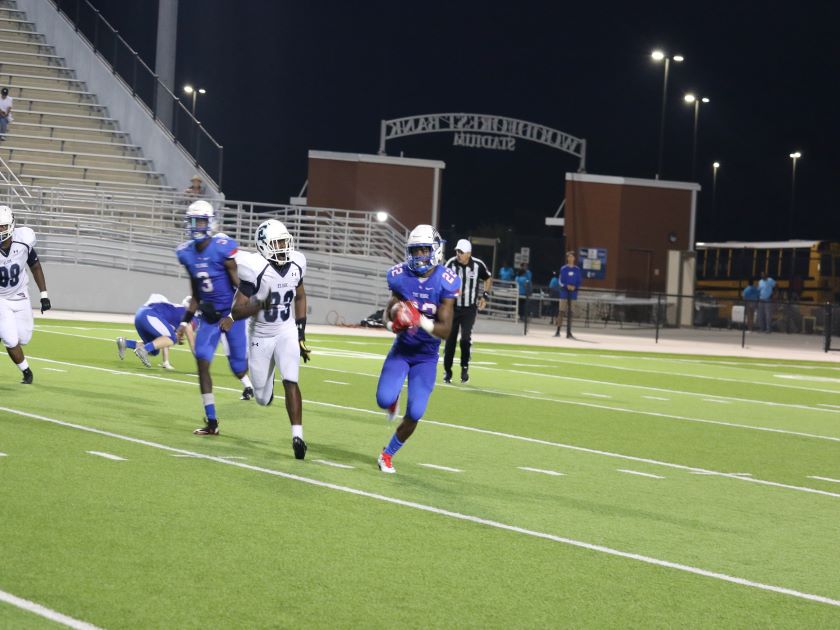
left=175, top=200, right=253, bottom=436
left=230, top=220, right=310, bottom=460
left=0, top=205, right=51, bottom=384
left=376, top=224, right=461, bottom=474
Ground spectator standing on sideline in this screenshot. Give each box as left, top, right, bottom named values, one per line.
left=0, top=87, right=13, bottom=141
left=183, top=175, right=206, bottom=200
left=498, top=260, right=515, bottom=282
left=556, top=251, right=582, bottom=337
left=757, top=271, right=776, bottom=333
left=515, top=262, right=532, bottom=319
left=742, top=277, right=759, bottom=332
left=443, top=238, right=492, bottom=384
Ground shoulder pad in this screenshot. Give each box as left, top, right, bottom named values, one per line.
left=14, top=226, right=35, bottom=247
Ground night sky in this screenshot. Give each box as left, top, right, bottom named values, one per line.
left=61, top=1, right=840, bottom=252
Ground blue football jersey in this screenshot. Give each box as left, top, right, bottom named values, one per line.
left=387, top=262, right=461, bottom=355
left=176, top=235, right=239, bottom=314
left=149, top=301, right=186, bottom=328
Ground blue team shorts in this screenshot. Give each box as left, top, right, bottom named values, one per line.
left=193, top=315, right=248, bottom=374
left=133, top=307, right=177, bottom=356
left=376, top=348, right=438, bottom=422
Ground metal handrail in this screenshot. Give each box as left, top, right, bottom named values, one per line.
left=50, top=0, right=224, bottom=187
left=0, top=155, right=33, bottom=209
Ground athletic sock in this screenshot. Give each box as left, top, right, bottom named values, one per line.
left=240, top=375, right=253, bottom=388
left=291, top=424, right=303, bottom=439
left=143, top=341, right=156, bottom=353
left=383, top=433, right=404, bottom=456
left=17, top=359, right=29, bottom=371
left=201, top=393, right=216, bottom=422
left=125, top=339, right=137, bottom=349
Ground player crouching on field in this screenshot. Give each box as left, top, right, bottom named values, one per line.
left=375, top=224, right=461, bottom=474
left=230, top=220, right=310, bottom=460
left=0, top=205, right=51, bottom=384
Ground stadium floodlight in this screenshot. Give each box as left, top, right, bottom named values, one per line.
left=651, top=50, right=685, bottom=179
left=683, top=92, right=711, bottom=180
left=183, top=85, right=207, bottom=117
left=375, top=210, right=389, bottom=223
left=789, top=152, right=802, bottom=237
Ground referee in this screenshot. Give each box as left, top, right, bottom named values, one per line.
left=443, top=238, right=492, bottom=384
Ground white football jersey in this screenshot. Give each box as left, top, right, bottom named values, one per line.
left=0, top=226, right=35, bottom=300
left=238, top=250, right=307, bottom=337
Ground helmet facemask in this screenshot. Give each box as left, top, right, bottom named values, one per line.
left=405, top=224, right=444, bottom=274
left=185, top=200, right=215, bottom=241
left=256, top=220, right=294, bottom=265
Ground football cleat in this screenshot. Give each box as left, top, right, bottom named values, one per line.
left=193, top=419, right=219, bottom=436
left=134, top=345, right=151, bottom=368
left=443, top=370, right=452, bottom=384
left=292, top=436, right=307, bottom=460
left=377, top=451, right=396, bottom=474
left=241, top=386, right=254, bottom=401
left=386, top=395, right=399, bottom=422
left=116, top=337, right=126, bottom=360
left=160, top=361, right=174, bottom=370
left=461, top=367, right=469, bottom=383
left=20, top=368, right=33, bottom=384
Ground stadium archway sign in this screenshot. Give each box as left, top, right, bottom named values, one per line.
left=378, top=113, right=586, bottom=171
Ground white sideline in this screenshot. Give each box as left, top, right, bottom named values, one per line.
left=313, top=459, right=354, bottom=469
left=619, top=469, right=665, bottom=480
left=35, top=327, right=840, bottom=418
left=0, top=588, right=103, bottom=629
left=519, top=467, right=564, bottom=476
left=21, top=355, right=840, bottom=501
left=4, top=405, right=840, bottom=610
left=86, top=451, right=126, bottom=461
left=418, top=463, right=463, bottom=473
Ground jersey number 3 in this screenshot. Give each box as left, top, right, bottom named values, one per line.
left=0, top=264, right=21, bottom=288
left=264, top=289, right=294, bottom=322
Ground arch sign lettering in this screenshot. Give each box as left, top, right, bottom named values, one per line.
left=379, top=113, right=586, bottom=171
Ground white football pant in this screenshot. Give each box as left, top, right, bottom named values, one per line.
left=248, top=326, right=300, bottom=405
left=0, top=297, right=33, bottom=348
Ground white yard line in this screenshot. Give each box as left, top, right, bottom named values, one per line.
left=0, top=588, right=103, bottom=629
left=582, top=392, right=612, bottom=399
left=42, top=368, right=66, bottom=372
left=817, top=404, right=840, bottom=410
left=512, top=363, right=553, bottom=368
left=6, top=405, right=840, bottom=609
left=418, top=463, right=463, bottom=473
left=20, top=357, right=840, bottom=500
left=38, top=327, right=840, bottom=419
left=643, top=396, right=670, bottom=401
left=324, top=380, right=350, bottom=385
left=702, top=399, right=729, bottom=404
left=808, top=476, right=840, bottom=484
left=313, top=459, right=355, bottom=469
left=86, top=451, right=126, bottom=461
left=518, top=467, right=564, bottom=476
left=618, top=469, right=665, bottom=479
left=0, top=452, right=6, bottom=457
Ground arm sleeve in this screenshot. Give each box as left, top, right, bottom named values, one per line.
left=478, top=260, right=491, bottom=281
left=239, top=280, right=257, bottom=298
left=26, top=247, right=39, bottom=267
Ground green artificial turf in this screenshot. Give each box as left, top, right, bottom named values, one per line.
left=1, top=319, right=840, bottom=628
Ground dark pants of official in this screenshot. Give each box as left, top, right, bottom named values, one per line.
left=444, top=306, right=477, bottom=371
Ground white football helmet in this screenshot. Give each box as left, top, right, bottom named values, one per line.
left=256, top=219, right=294, bottom=265
left=185, top=200, right=215, bottom=241
left=405, top=224, right=444, bottom=274
left=0, top=205, right=14, bottom=242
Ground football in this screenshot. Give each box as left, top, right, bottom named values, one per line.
left=390, top=300, right=420, bottom=331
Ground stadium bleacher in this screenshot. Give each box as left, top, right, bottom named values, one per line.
left=0, top=4, right=172, bottom=193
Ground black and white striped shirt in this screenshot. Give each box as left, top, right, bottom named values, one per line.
left=445, top=256, right=491, bottom=308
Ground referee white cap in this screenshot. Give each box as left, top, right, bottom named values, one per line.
left=455, top=238, right=472, bottom=253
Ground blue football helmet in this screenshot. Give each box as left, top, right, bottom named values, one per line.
left=405, top=224, right=444, bottom=274
left=185, top=200, right=215, bottom=241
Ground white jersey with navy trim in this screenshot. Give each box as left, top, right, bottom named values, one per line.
left=0, top=226, right=36, bottom=300
left=237, top=250, right=307, bottom=337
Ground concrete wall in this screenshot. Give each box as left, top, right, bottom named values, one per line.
left=27, top=261, right=382, bottom=325
left=16, top=0, right=221, bottom=196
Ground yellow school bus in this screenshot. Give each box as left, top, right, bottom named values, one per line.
left=695, top=240, right=840, bottom=303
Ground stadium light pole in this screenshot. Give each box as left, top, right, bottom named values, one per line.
left=683, top=94, right=710, bottom=181
left=789, top=152, right=801, bottom=237
left=711, top=161, right=720, bottom=238
left=652, top=50, right=684, bottom=180
left=183, top=85, right=206, bottom=117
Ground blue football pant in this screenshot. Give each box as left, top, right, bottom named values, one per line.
left=376, top=350, right=437, bottom=421
left=133, top=307, right=177, bottom=356
left=193, top=316, right=248, bottom=374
